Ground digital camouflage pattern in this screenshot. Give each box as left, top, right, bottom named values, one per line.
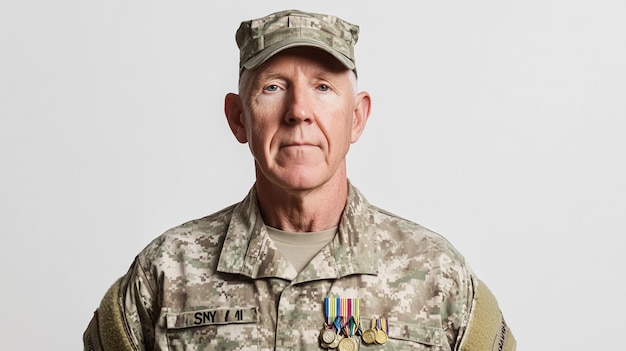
left=119, top=183, right=476, bottom=350
left=236, top=9, right=359, bottom=73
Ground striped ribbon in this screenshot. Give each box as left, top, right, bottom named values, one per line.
left=324, top=298, right=360, bottom=335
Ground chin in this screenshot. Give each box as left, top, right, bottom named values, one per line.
left=279, top=177, right=326, bottom=192
left=271, top=171, right=331, bottom=192
left=256, top=162, right=340, bottom=193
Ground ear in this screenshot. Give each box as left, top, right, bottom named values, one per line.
left=350, top=91, right=372, bottom=143
left=224, top=92, right=248, bottom=143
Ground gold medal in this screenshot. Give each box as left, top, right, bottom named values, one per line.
left=374, top=328, right=388, bottom=344
left=374, top=317, right=388, bottom=345
left=361, top=328, right=376, bottom=344
left=338, top=336, right=358, bottom=351
left=361, top=318, right=377, bottom=344
left=323, top=298, right=361, bottom=349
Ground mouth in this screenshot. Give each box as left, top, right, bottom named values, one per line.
left=281, top=141, right=316, bottom=148
left=278, top=142, right=321, bottom=155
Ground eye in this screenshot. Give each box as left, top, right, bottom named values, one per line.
left=264, top=84, right=279, bottom=92
left=317, top=84, right=330, bottom=92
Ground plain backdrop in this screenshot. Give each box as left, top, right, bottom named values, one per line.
left=1, top=1, right=625, bottom=349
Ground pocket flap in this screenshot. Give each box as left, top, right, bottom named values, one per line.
left=361, top=318, right=444, bottom=346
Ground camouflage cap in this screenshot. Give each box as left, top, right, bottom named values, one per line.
left=236, top=9, right=359, bottom=74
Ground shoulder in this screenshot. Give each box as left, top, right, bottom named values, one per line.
left=136, top=203, right=237, bottom=270
left=373, top=205, right=467, bottom=264
left=347, top=184, right=469, bottom=273
left=365, top=203, right=476, bottom=304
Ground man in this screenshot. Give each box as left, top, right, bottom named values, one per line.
left=84, top=9, right=516, bottom=351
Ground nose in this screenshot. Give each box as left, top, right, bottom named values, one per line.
left=284, top=85, right=313, bottom=125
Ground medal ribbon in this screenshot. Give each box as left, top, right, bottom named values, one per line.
left=339, top=298, right=359, bottom=336
left=325, top=298, right=360, bottom=336
left=324, top=298, right=338, bottom=329
left=375, top=317, right=388, bottom=333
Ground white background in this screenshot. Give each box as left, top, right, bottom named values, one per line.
left=2, top=1, right=625, bottom=350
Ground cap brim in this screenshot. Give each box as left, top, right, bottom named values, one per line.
left=242, top=38, right=355, bottom=72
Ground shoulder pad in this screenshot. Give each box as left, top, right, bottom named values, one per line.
left=459, top=279, right=516, bottom=351
left=83, top=277, right=135, bottom=351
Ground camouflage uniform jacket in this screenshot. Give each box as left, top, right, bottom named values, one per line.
left=119, top=183, right=474, bottom=350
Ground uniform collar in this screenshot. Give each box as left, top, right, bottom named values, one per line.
left=216, top=182, right=380, bottom=282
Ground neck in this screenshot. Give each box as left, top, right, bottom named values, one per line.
left=255, top=170, right=349, bottom=233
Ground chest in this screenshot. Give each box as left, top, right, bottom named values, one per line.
left=153, top=274, right=450, bottom=351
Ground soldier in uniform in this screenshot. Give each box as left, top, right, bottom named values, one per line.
left=84, top=9, right=516, bottom=351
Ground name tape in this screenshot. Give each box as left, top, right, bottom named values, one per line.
left=166, top=307, right=258, bottom=329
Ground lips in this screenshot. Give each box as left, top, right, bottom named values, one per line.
left=281, top=140, right=316, bottom=148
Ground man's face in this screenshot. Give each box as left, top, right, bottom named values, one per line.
left=227, top=47, right=370, bottom=193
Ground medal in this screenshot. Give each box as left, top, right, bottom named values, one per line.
left=361, top=329, right=376, bottom=344
left=328, top=334, right=343, bottom=349
left=374, top=317, right=388, bottom=345
left=361, top=318, right=377, bottom=345
left=321, top=298, right=360, bottom=349
left=320, top=299, right=339, bottom=349
left=375, top=328, right=388, bottom=344
left=338, top=336, right=358, bottom=351
left=319, top=323, right=337, bottom=345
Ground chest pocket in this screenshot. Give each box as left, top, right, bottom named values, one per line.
left=360, top=318, right=446, bottom=350
left=165, top=307, right=259, bottom=351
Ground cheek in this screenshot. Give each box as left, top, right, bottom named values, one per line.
left=251, top=93, right=287, bottom=117
left=246, top=122, right=276, bottom=157
left=324, top=118, right=354, bottom=151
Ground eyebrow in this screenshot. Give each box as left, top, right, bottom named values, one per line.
left=256, top=70, right=344, bottom=84
left=250, top=71, right=283, bottom=88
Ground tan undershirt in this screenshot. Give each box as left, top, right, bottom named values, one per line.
left=266, top=226, right=337, bottom=272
